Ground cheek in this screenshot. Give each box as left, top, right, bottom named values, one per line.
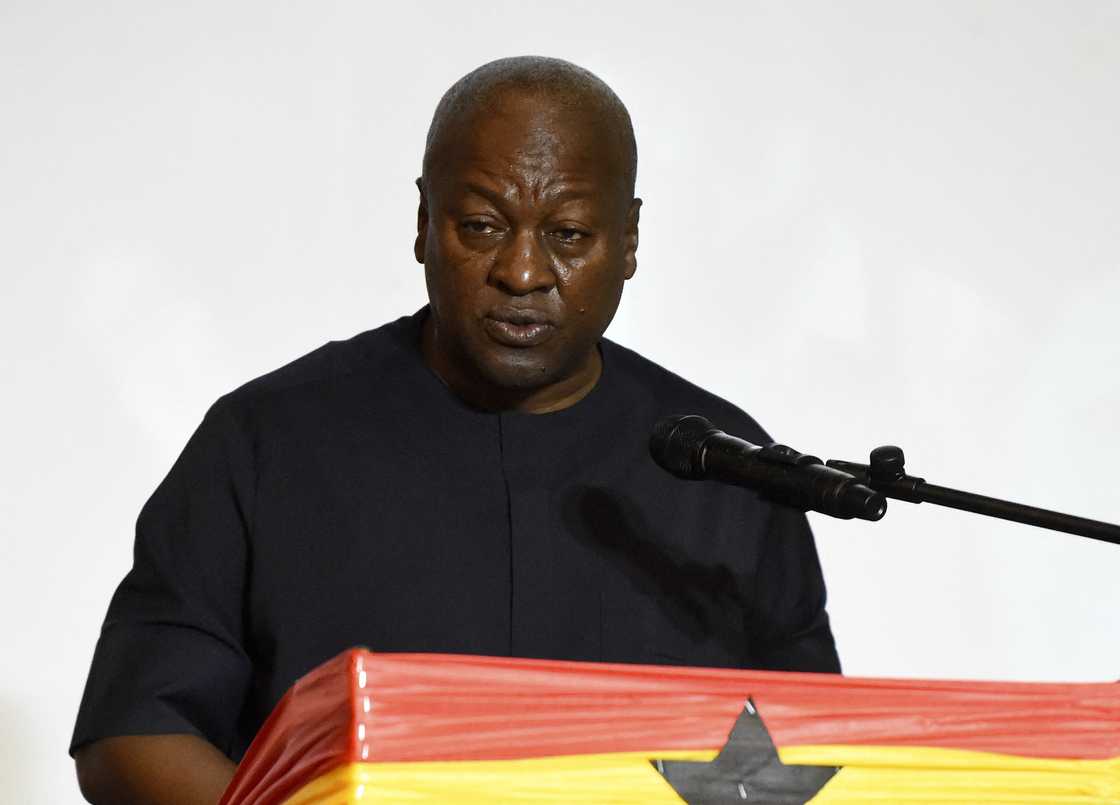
left=427, top=234, right=495, bottom=302
left=560, top=245, right=626, bottom=304
left=553, top=238, right=611, bottom=285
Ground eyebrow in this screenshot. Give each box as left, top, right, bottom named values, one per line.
left=459, top=182, right=509, bottom=204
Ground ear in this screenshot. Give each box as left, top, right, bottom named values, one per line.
left=623, top=197, right=642, bottom=280
left=414, top=177, right=428, bottom=264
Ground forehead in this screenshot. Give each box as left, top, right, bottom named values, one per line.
left=428, top=90, right=628, bottom=198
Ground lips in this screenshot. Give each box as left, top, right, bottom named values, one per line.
left=483, top=307, right=557, bottom=348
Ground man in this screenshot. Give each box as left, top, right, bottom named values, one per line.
left=73, top=56, right=839, bottom=804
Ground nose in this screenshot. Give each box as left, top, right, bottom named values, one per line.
left=488, top=228, right=556, bottom=296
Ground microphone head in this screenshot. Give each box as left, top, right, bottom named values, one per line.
left=649, top=415, right=718, bottom=479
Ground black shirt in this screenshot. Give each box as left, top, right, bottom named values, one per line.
left=72, top=309, right=840, bottom=760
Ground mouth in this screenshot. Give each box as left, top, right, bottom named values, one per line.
left=483, top=307, right=557, bottom=348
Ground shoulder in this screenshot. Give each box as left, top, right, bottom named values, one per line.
left=208, top=312, right=420, bottom=421
left=602, top=338, right=773, bottom=445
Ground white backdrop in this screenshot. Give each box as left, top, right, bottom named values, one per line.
left=2, top=1, right=1118, bottom=801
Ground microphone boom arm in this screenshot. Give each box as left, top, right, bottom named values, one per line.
left=827, top=446, right=1120, bottom=546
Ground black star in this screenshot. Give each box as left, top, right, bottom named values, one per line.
left=652, top=698, right=838, bottom=804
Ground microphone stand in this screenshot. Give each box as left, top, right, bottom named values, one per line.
left=825, top=446, right=1120, bottom=547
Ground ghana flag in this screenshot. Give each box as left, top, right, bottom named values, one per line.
left=220, top=649, right=1120, bottom=804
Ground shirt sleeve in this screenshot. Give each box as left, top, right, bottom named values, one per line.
left=749, top=502, right=842, bottom=673
left=70, top=398, right=254, bottom=758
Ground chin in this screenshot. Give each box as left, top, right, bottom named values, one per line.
left=478, top=353, right=560, bottom=391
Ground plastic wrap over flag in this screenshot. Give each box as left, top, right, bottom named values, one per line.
left=220, top=649, right=1120, bottom=804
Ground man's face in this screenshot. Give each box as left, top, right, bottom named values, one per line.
left=416, top=90, right=640, bottom=412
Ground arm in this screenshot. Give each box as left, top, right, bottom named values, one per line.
left=72, top=400, right=255, bottom=795
left=75, top=735, right=236, bottom=805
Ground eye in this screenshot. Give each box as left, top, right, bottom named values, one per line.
left=552, top=227, right=588, bottom=243
left=461, top=218, right=500, bottom=236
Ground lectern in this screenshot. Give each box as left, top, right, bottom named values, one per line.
left=220, top=648, right=1120, bottom=803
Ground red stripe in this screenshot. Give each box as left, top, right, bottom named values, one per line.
left=352, top=652, right=1120, bottom=762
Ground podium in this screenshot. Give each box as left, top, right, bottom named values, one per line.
left=220, top=649, right=1120, bottom=803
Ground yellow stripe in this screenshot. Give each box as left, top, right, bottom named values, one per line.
left=786, top=746, right=1120, bottom=804
left=282, top=747, right=1120, bottom=804
left=282, top=750, right=714, bottom=804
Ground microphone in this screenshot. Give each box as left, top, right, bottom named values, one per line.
left=650, top=415, right=887, bottom=521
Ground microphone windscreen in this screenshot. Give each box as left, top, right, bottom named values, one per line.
left=649, top=415, right=716, bottom=479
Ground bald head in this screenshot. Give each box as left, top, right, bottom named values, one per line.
left=421, top=56, right=637, bottom=198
